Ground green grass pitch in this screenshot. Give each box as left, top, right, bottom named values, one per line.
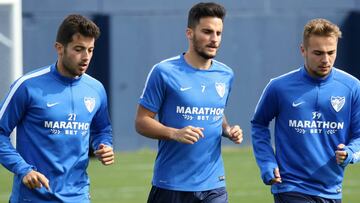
left=1, top=147, right=359, bottom=202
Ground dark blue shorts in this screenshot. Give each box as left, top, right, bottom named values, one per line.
left=274, top=192, right=341, bottom=203
left=147, top=186, right=228, bottom=203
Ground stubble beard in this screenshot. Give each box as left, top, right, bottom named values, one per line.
left=62, top=54, right=82, bottom=78
left=192, top=38, right=216, bottom=60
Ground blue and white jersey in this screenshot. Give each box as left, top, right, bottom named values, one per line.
left=0, top=63, right=112, bottom=203
left=251, top=66, right=360, bottom=199
left=139, top=54, right=234, bottom=191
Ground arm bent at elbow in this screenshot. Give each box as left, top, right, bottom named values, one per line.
left=135, top=105, right=204, bottom=144
left=222, top=115, right=243, bottom=144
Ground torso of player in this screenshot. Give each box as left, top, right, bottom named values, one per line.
left=268, top=67, right=357, bottom=197
left=275, top=69, right=350, bottom=140
left=18, top=70, right=101, bottom=157
left=149, top=56, right=233, bottom=190
left=157, top=60, right=233, bottom=136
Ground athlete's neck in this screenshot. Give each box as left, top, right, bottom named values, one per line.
left=55, top=61, right=81, bottom=79
left=184, top=51, right=212, bottom=70
left=304, top=65, right=331, bottom=80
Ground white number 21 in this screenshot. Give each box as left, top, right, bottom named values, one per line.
left=68, top=113, right=77, bottom=121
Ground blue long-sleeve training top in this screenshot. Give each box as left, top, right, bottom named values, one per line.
left=0, top=63, right=112, bottom=203
left=251, top=66, right=360, bottom=199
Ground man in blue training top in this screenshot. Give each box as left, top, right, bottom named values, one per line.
left=251, top=18, right=360, bottom=203
left=135, top=2, right=243, bottom=203
left=0, top=14, right=114, bottom=202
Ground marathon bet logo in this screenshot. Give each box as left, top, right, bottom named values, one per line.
left=288, top=111, right=344, bottom=135
left=176, top=106, right=224, bottom=121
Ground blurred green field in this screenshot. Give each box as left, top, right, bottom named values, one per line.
left=1, top=147, right=359, bottom=202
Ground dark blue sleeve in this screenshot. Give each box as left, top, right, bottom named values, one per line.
left=0, top=81, right=35, bottom=178
left=90, top=85, right=113, bottom=150
left=343, top=82, right=360, bottom=165
left=251, top=79, right=279, bottom=184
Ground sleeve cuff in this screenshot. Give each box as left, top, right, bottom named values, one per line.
left=341, top=147, right=353, bottom=167
left=262, top=170, right=275, bottom=185
left=18, top=166, right=36, bottom=182
left=95, top=143, right=113, bottom=150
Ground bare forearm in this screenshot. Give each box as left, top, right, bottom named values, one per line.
left=221, top=114, right=244, bottom=144
left=135, top=116, right=176, bottom=140
left=222, top=114, right=230, bottom=135
left=135, top=105, right=204, bottom=144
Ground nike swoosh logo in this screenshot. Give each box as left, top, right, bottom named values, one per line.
left=180, top=87, right=192, bottom=91
left=47, top=102, right=59, bottom=107
left=292, top=102, right=304, bottom=107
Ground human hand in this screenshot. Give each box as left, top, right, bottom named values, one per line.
left=269, top=168, right=282, bottom=185
left=94, top=144, right=115, bottom=165
left=335, top=143, right=348, bottom=164
left=22, top=170, right=50, bottom=191
left=171, top=126, right=204, bottom=144
left=224, top=125, right=243, bottom=144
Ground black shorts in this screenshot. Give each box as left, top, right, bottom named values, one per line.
left=274, top=192, right=341, bottom=203
left=147, top=186, right=228, bottom=203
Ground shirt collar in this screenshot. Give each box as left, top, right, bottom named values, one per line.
left=50, top=62, right=82, bottom=85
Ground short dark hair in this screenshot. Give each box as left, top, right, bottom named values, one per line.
left=187, top=2, right=226, bottom=29
left=56, top=14, right=100, bottom=45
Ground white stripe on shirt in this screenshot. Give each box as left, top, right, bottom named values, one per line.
left=0, top=67, right=51, bottom=119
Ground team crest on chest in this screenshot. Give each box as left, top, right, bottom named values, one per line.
left=84, top=97, right=96, bottom=113
left=215, top=82, right=226, bottom=98
left=331, top=96, right=345, bottom=112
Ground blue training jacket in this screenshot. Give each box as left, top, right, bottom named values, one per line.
left=251, top=66, right=360, bottom=199
left=0, top=64, right=112, bottom=203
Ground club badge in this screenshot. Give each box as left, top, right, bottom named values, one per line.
left=215, top=82, right=226, bottom=98
left=84, top=97, right=96, bottom=113
left=331, top=96, right=345, bottom=112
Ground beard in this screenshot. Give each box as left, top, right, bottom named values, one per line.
left=61, top=48, right=87, bottom=78
left=192, top=36, right=217, bottom=60
left=62, top=56, right=79, bottom=77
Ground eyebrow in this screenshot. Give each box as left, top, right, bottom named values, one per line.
left=73, top=45, right=94, bottom=49
left=313, top=50, right=336, bottom=53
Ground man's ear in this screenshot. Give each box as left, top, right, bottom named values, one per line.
left=300, top=43, right=306, bottom=57
left=186, top=28, right=193, bottom=40
left=55, top=42, right=64, bottom=56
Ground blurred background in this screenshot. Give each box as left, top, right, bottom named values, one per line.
left=1, top=1, right=360, bottom=202
left=1, top=0, right=360, bottom=151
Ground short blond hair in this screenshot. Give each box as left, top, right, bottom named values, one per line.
left=303, top=18, right=342, bottom=47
